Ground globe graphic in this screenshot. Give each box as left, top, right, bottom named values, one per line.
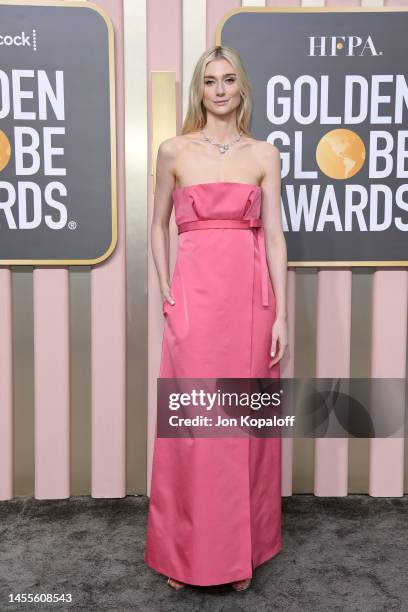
left=0, top=129, right=11, bottom=172
left=316, top=128, right=366, bottom=179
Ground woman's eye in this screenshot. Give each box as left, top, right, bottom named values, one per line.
left=204, top=78, right=236, bottom=85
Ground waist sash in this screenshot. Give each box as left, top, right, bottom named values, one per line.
left=177, top=218, right=269, bottom=307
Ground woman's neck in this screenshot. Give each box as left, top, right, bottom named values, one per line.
left=203, top=116, right=240, bottom=142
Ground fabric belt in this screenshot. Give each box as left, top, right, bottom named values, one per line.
left=177, top=218, right=269, bottom=307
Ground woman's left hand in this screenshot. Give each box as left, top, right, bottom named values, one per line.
left=269, top=316, right=288, bottom=367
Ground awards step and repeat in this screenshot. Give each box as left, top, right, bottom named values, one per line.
left=219, top=7, right=408, bottom=266
left=0, top=1, right=116, bottom=264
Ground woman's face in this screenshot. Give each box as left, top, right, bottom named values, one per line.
left=201, top=58, right=241, bottom=117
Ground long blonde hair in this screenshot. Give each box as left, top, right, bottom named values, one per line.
left=182, top=45, right=253, bottom=137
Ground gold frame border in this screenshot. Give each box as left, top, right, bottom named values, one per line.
left=151, top=71, right=177, bottom=190
left=0, top=0, right=117, bottom=266
left=216, top=5, right=408, bottom=268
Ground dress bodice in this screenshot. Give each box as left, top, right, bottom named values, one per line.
left=170, top=181, right=269, bottom=308
left=172, top=181, right=262, bottom=224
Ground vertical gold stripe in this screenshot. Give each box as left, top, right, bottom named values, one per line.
left=293, top=268, right=318, bottom=493
left=124, top=0, right=148, bottom=493
left=348, top=268, right=373, bottom=493
left=69, top=267, right=92, bottom=495
left=151, top=73, right=177, bottom=188
left=12, top=267, right=35, bottom=496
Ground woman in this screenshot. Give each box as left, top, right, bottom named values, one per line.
left=145, top=45, right=288, bottom=591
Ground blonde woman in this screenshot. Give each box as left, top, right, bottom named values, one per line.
left=145, top=45, right=288, bottom=592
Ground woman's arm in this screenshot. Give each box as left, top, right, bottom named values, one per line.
left=258, top=142, right=288, bottom=365
left=151, top=138, right=178, bottom=306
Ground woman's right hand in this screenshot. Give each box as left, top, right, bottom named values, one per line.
left=161, top=282, right=176, bottom=306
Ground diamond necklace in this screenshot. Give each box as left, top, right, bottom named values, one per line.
left=201, top=129, right=243, bottom=154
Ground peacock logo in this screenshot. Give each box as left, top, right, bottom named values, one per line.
left=0, top=29, right=37, bottom=51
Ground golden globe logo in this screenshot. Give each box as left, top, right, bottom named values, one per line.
left=308, top=35, right=382, bottom=57
left=0, top=69, right=67, bottom=230
left=266, top=71, right=408, bottom=233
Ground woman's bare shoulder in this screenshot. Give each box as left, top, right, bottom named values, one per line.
left=247, top=139, right=280, bottom=180
left=159, top=133, right=200, bottom=158
left=250, top=138, right=280, bottom=157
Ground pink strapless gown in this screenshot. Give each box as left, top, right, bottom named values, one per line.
left=144, top=181, right=282, bottom=586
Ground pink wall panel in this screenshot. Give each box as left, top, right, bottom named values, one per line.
left=369, top=271, right=407, bottom=496
left=34, top=269, right=70, bottom=499
left=315, top=271, right=352, bottom=496
left=206, top=0, right=240, bottom=48
left=91, top=0, right=127, bottom=498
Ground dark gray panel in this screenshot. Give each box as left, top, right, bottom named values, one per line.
left=222, top=10, right=408, bottom=264
left=0, top=5, right=115, bottom=262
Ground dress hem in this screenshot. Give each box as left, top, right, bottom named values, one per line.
left=144, top=539, right=282, bottom=587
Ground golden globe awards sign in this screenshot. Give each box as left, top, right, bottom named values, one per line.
left=218, top=7, right=408, bottom=267
left=0, top=1, right=116, bottom=265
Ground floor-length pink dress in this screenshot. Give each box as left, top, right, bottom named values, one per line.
left=144, top=181, right=282, bottom=586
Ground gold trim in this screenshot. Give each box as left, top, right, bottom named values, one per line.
left=151, top=72, right=177, bottom=190
left=217, top=6, right=408, bottom=269
left=12, top=267, right=35, bottom=497
left=0, top=0, right=117, bottom=266
left=123, top=0, right=148, bottom=494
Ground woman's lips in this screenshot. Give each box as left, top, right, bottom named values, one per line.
left=214, top=100, right=229, bottom=105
